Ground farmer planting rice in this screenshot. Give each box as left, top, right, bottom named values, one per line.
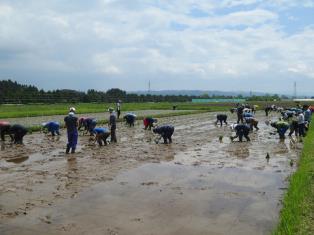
left=143, top=117, right=157, bottom=130
left=230, top=123, right=251, bottom=142
left=91, top=127, right=110, bottom=146
left=123, top=113, right=136, bottom=127
left=78, top=117, right=97, bottom=135
left=270, top=119, right=290, bottom=140
left=42, top=121, right=60, bottom=136
left=215, top=114, right=228, bottom=126
left=9, top=124, right=28, bottom=144
left=244, top=116, right=259, bottom=131
left=0, top=121, right=11, bottom=141
left=153, top=124, right=174, bottom=144
left=108, top=108, right=117, bottom=143
left=64, top=107, right=78, bottom=154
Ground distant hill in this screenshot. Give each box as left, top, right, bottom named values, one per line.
left=129, top=90, right=272, bottom=97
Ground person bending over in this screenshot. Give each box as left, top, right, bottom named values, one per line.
left=230, top=124, right=251, bottom=142
left=123, top=113, right=136, bottom=127
left=143, top=117, right=157, bottom=130
left=92, top=127, right=110, bottom=146
left=42, top=121, right=60, bottom=136
left=215, top=114, right=228, bottom=126
left=153, top=125, right=174, bottom=144
left=9, top=124, right=28, bottom=144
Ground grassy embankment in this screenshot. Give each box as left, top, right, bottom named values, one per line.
left=273, top=118, right=314, bottom=235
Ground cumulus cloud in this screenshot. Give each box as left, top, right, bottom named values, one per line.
left=0, top=0, right=314, bottom=93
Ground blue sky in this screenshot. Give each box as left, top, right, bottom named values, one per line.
left=0, top=0, right=314, bottom=95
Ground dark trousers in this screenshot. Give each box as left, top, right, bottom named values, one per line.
left=162, top=130, right=174, bottom=144
left=237, top=114, right=243, bottom=124
left=14, top=130, right=27, bottom=144
left=235, top=131, right=250, bottom=142
left=278, top=127, right=289, bottom=139
left=97, top=133, right=110, bottom=146
left=288, top=124, right=298, bottom=137
left=298, top=123, right=305, bottom=137
left=50, top=130, right=60, bottom=136
left=67, top=130, right=78, bottom=153
left=0, top=126, right=10, bottom=141
left=110, top=127, right=117, bottom=143
left=216, top=118, right=227, bottom=126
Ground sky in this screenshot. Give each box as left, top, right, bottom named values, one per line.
left=0, top=0, right=314, bottom=95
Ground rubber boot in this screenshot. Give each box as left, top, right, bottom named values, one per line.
left=71, top=148, right=76, bottom=154
left=66, top=144, right=70, bottom=154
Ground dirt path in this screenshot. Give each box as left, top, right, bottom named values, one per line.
left=0, top=112, right=302, bottom=235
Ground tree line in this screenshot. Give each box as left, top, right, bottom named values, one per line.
left=0, top=79, right=285, bottom=104
left=0, top=80, right=198, bottom=104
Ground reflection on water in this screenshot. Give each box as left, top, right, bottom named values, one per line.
left=6, top=156, right=29, bottom=164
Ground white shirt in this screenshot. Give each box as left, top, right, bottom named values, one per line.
left=298, top=113, right=305, bottom=124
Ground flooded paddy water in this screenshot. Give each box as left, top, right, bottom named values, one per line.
left=0, top=111, right=302, bottom=235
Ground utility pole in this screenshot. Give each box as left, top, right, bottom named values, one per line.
left=148, top=80, right=151, bottom=94
left=293, top=81, right=297, bottom=99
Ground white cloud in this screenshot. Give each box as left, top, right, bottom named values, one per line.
left=0, top=0, right=314, bottom=92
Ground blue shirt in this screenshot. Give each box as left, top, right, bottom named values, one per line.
left=93, top=127, right=109, bottom=134
left=44, top=122, right=60, bottom=131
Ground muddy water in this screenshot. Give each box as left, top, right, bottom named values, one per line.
left=0, top=112, right=302, bottom=235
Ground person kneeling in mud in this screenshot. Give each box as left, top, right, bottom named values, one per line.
left=9, top=124, right=28, bottom=144
left=78, top=117, right=97, bottom=135
left=153, top=125, right=174, bottom=144
left=230, top=124, right=251, bottom=142
left=244, top=117, right=259, bottom=131
left=143, top=117, right=157, bottom=130
left=124, top=113, right=136, bottom=127
left=91, top=127, right=110, bottom=146
left=0, top=121, right=11, bottom=142
left=270, top=119, right=290, bottom=140
left=215, top=114, right=228, bottom=126
left=42, top=121, right=60, bottom=136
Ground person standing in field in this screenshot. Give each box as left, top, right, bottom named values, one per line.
left=64, top=107, right=78, bottom=154
left=116, top=100, right=121, bottom=119
left=298, top=112, right=306, bottom=137
left=108, top=107, right=117, bottom=143
left=236, top=105, right=244, bottom=124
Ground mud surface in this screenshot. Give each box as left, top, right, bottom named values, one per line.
left=3, top=110, right=194, bottom=127
left=0, top=112, right=302, bottom=235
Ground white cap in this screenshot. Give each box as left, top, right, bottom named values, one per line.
left=230, top=124, right=238, bottom=130
left=69, top=107, right=76, bottom=112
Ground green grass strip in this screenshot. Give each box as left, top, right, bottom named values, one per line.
left=273, top=117, right=314, bottom=235
left=0, top=102, right=232, bottom=119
